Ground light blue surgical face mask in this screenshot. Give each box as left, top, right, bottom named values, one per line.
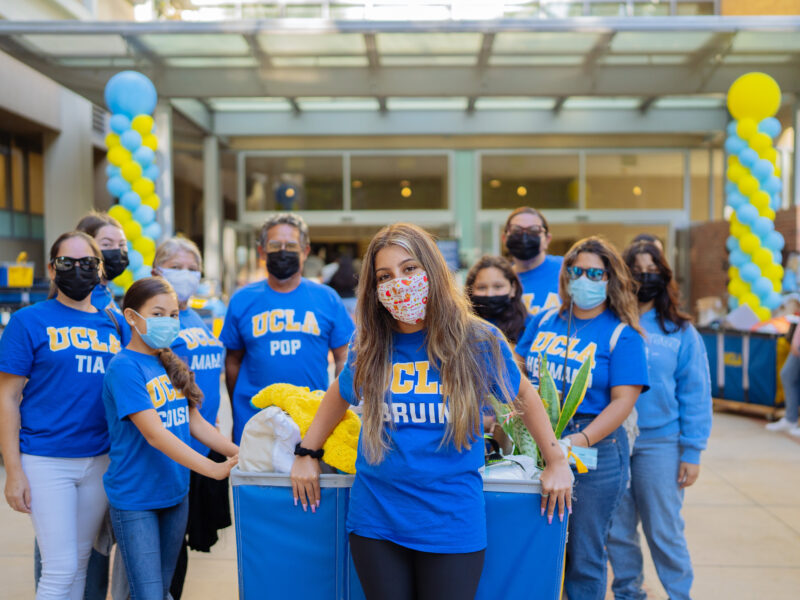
left=159, top=267, right=201, bottom=303
left=132, top=310, right=181, bottom=349
left=567, top=277, right=608, bottom=310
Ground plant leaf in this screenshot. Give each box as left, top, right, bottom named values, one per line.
left=554, top=359, right=592, bottom=439
left=538, top=353, right=561, bottom=430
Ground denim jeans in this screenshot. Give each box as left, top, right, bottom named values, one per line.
left=110, top=496, right=189, bottom=600
left=563, top=417, right=630, bottom=600
left=607, top=435, right=693, bottom=600
left=781, top=352, right=800, bottom=422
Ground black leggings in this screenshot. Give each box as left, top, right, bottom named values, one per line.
left=349, top=533, right=486, bottom=600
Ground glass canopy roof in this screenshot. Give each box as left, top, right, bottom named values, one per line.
left=0, top=16, right=797, bottom=116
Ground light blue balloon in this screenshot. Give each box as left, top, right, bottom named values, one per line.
left=740, top=262, right=761, bottom=284
left=105, top=164, right=121, bottom=178
left=752, top=159, right=774, bottom=182
left=127, top=241, right=133, bottom=252
left=127, top=249, right=144, bottom=272
left=120, top=191, right=141, bottom=212
left=728, top=296, right=739, bottom=311
left=120, top=129, right=142, bottom=152
left=104, top=71, right=158, bottom=119
left=753, top=276, right=773, bottom=299
left=730, top=249, right=748, bottom=268
left=133, top=204, right=156, bottom=225
left=106, top=176, right=130, bottom=198
left=725, top=182, right=738, bottom=196
left=133, top=146, right=155, bottom=167
left=109, top=114, right=131, bottom=135
left=143, top=222, right=162, bottom=240
left=759, top=117, right=782, bottom=139
left=738, top=148, right=759, bottom=168
left=726, top=121, right=739, bottom=136
left=727, top=190, right=747, bottom=210
left=108, top=282, right=125, bottom=296
left=133, top=265, right=151, bottom=281
left=765, top=292, right=783, bottom=310
left=752, top=216, right=774, bottom=239
left=144, top=164, right=160, bottom=182
left=771, top=193, right=782, bottom=211
left=736, top=203, right=758, bottom=226
left=766, top=230, right=785, bottom=251
left=764, top=176, right=782, bottom=195
left=773, top=250, right=783, bottom=264
left=726, top=235, right=740, bottom=252
left=725, top=135, right=747, bottom=155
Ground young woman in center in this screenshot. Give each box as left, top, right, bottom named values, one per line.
left=291, top=223, right=572, bottom=600
left=515, top=236, right=649, bottom=600
left=465, top=255, right=530, bottom=345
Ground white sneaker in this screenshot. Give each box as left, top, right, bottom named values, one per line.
left=766, top=418, right=795, bottom=432
left=789, top=426, right=800, bottom=438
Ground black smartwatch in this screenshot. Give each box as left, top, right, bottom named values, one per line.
left=294, top=443, right=324, bottom=460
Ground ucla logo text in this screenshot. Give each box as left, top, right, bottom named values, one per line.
left=47, top=326, right=121, bottom=374
left=146, top=374, right=189, bottom=429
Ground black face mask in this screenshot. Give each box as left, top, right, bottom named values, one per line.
left=636, top=272, right=665, bottom=303
left=472, top=294, right=513, bottom=319
left=267, top=250, right=301, bottom=280
left=506, top=232, right=541, bottom=261
left=101, top=249, right=129, bottom=281
left=54, top=267, right=100, bottom=301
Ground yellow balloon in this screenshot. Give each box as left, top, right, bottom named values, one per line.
left=727, top=72, right=782, bottom=121
left=776, top=167, right=782, bottom=178
left=132, top=178, right=155, bottom=198
left=753, top=247, right=773, bottom=268
left=113, top=269, right=134, bottom=289
left=760, top=147, right=778, bottom=164
left=737, top=175, right=759, bottom=197
left=108, top=204, right=132, bottom=225
left=124, top=220, right=142, bottom=242
left=121, top=161, right=143, bottom=183
left=741, top=292, right=761, bottom=311
left=142, top=194, right=161, bottom=211
left=728, top=155, right=741, bottom=167
left=105, top=133, right=120, bottom=148
left=107, top=146, right=131, bottom=167
left=728, top=278, right=747, bottom=298
left=773, top=279, right=782, bottom=293
left=142, top=250, right=155, bottom=267
left=739, top=233, right=760, bottom=254
left=765, top=263, right=784, bottom=281
left=751, top=191, right=771, bottom=212
left=737, top=118, right=758, bottom=140
left=765, top=208, right=776, bottom=220
left=142, top=134, right=159, bottom=151
left=131, top=115, right=155, bottom=136
left=133, top=236, right=156, bottom=257
left=756, top=306, right=772, bottom=322
left=728, top=266, right=739, bottom=281
left=730, top=220, right=747, bottom=238
left=727, top=163, right=746, bottom=183
left=750, top=132, right=773, bottom=154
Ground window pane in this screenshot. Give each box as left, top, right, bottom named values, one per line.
left=585, top=153, right=684, bottom=210
left=0, top=153, right=6, bottom=210
left=689, top=149, right=724, bottom=222
left=28, top=152, right=44, bottom=215
left=481, top=154, right=579, bottom=210
left=0, top=210, right=11, bottom=237
left=350, top=155, right=448, bottom=211
left=11, top=145, right=25, bottom=212
left=13, top=213, right=29, bottom=238
left=243, top=155, right=343, bottom=212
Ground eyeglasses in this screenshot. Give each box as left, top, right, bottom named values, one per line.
left=51, top=256, right=101, bottom=272
left=507, top=225, right=546, bottom=236
left=265, top=241, right=302, bottom=253
left=567, top=266, right=607, bottom=282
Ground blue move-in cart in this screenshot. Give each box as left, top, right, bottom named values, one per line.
left=231, top=469, right=568, bottom=599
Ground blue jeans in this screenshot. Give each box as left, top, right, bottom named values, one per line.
left=563, top=417, right=630, bottom=600
left=781, top=352, right=800, bottom=422
left=607, top=435, right=693, bottom=600
left=110, top=497, right=189, bottom=600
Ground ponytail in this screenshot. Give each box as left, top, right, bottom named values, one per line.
left=157, top=347, right=203, bottom=408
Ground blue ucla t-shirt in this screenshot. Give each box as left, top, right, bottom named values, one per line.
left=90, top=284, right=132, bottom=345
left=339, top=325, right=521, bottom=553
left=516, top=308, right=649, bottom=416
left=172, top=307, right=224, bottom=455
left=517, top=255, right=563, bottom=316
left=103, top=349, right=192, bottom=510
left=0, top=299, right=123, bottom=458
left=220, top=278, right=354, bottom=443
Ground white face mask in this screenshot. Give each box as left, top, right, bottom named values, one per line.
left=160, top=267, right=201, bottom=303
left=377, top=270, right=429, bottom=325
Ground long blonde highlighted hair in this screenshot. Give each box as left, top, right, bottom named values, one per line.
left=559, top=236, right=643, bottom=335
left=353, top=223, right=519, bottom=464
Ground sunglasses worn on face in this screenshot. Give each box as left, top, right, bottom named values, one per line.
left=51, top=256, right=101, bottom=272
left=567, top=266, right=606, bottom=282
left=507, top=225, right=546, bottom=236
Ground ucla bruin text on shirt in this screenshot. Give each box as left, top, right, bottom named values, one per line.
left=146, top=374, right=188, bottom=428
left=47, top=326, right=121, bottom=373
left=250, top=309, right=321, bottom=337
left=178, top=326, right=224, bottom=350
left=526, top=332, right=598, bottom=386
left=521, top=291, right=561, bottom=315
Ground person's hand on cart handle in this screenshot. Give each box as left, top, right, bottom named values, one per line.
left=539, top=458, right=573, bottom=525
left=291, top=455, right=322, bottom=513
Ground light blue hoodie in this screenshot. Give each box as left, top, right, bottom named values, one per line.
left=636, top=309, right=712, bottom=464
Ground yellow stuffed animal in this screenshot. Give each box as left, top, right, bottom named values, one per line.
left=250, top=383, right=361, bottom=474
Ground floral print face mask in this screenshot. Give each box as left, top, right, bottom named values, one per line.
left=377, top=270, right=429, bottom=325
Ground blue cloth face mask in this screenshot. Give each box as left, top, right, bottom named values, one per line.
left=132, top=310, right=181, bottom=349
left=567, top=277, right=608, bottom=310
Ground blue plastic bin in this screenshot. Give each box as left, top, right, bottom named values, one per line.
left=231, top=469, right=568, bottom=600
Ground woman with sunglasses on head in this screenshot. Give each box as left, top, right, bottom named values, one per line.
left=606, top=241, right=711, bottom=600
left=76, top=212, right=130, bottom=313
left=102, top=277, right=238, bottom=600
left=515, top=236, right=649, bottom=600
left=291, top=224, right=572, bottom=600
left=0, top=232, right=124, bottom=600
left=150, top=237, right=228, bottom=599
left=503, top=207, right=563, bottom=316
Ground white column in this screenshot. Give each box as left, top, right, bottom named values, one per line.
left=43, top=88, right=93, bottom=252
left=154, top=101, right=174, bottom=240
left=203, top=135, right=222, bottom=283
left=793, top=99, right=800, bottom=207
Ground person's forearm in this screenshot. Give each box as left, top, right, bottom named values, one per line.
left=300, top=379, right=349, bottom=449
left=142, top=423, right=220, bottom=477
left=581, top=393, right=637, bottom=445
left=0, top=395, right=22, bottom=473
left=517, top=381, right=566, bottom=465
left=189, top=408, right=238, bottom=456
left=225, top=364, right=240, bottom=403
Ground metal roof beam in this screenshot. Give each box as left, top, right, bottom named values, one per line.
left=553, top=96, right=568, bottom=114
left=364, top=33, right=379, bottom=69
left=288, top=97, right=301, bottom=115
left=583, top=32, right=615, bottom=72
left=639, top=96, right=658, bottom=114
left=245, top=33, right=272, bottom=69
left=377, top=96, right=387, bottom=113
left=171, top=98, right=213, bottom=133
left=476, top=33, right=495, bottom=69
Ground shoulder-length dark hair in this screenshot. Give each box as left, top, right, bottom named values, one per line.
left=465, top=255, right=528, bottom=343
left=123, top=277, right=203, bottom=408
left=623, top=241, right=692, bottom=334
